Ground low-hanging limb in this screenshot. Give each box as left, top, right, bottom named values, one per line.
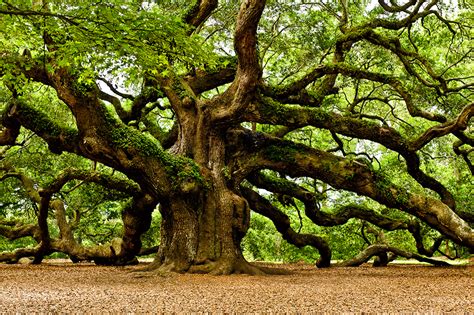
left=49, top=194, right=155, bottom=266
left=240, top=186, right=331, bottom=268
left=0, top=247, right=40, bottom=264
left=0, top=166, right=157, bottom=265
left=39, top=168, right=156, bottom=264
left=247, top=171, right=446, bottom=257
left=228, top=130, right=474, bottom=249
left=336, top=244, right=451, bottom=267
left=244, top=96, right=464, bottom=209
left=248, top=172, right=409, bottom=229
left=0, top=219, right=40, bottom=242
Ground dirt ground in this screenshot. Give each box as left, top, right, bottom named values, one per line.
left=0, top=261, right=472, bottom=313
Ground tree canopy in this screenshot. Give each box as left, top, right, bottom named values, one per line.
left=0, top=0, right=473, bottom=274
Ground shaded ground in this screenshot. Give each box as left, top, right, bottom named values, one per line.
left=0, top=261, right=472, bottom=313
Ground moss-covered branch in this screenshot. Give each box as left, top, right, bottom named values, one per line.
left=0, top=219, right=40, bottom=241
left=185, top=59, right=237, bottom=95
left=246, top=171, right=446, bottom=257
left=245, top=98, right=456, bottom=208
left=5, top=99, right=80, bottom=154
left=230, top=133, right=474, bottom=248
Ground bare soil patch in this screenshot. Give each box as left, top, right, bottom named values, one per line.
left=0, top=262, right=472, bottom=313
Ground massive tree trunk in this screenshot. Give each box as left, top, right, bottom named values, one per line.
left=145, top=105, right=257, bottom=273
left=150, top=189, right=252, bottom=274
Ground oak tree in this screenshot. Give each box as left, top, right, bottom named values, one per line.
left=0, top=0, right=473, bottom=273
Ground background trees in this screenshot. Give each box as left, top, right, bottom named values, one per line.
left=0, top=0, right=472, bottom=272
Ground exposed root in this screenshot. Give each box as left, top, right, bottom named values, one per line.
left=208, top=258, right=266, bottom=275
left=131, top=261, right=186, bottom=278
left=135, top=257, right=293, bottom=276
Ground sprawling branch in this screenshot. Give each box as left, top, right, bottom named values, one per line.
left=0, top=247, right=40, bottom=263
left=4, top=100, right=80, bottom=154
left=0, top=164, right=41, bottom=203
left=410, top=102, right=474, bottom=151
left=337, top=244, right=451, bottom=267
left=349, top=2, right=438, bottom=31
left=241, top=186, right=331, bottom=267
left=0, top=166, right=156, bottom=265
left=229, top=131, right=474, bottom=248
left=0, top=219, right=40, bottom=241
left=244, top=99, right=457, bottom=208
left=261, top=61, right=447, bottom=122
left=247, top=172, right=408, bottom=230
left=3, top=62, right=201, bottom=198
left=41, top=168, right=142, bottom=197
left=246, top=171, right=446, bottom=256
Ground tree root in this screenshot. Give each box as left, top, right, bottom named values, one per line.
left=137, top=257, right=292, bottom=276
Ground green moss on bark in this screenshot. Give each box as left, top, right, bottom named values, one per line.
left=14, top=100, right=78, bottom=141
left=98, top=103, right=205, bottom=187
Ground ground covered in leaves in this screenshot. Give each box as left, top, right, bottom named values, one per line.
left=0, top=261, right=472, bottom=313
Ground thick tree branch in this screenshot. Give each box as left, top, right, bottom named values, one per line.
left=336, top=244, right=451, bottom=267
left=0, top=220, right=41, bottom=241
left=4, top=59, right=201, bottom=199
left=213, top=0, right=266, bottom=122
left=184, top=0, right=218, bottom=30
left=247, top=171, right=446, bottom=256
left=0, top=247, right=40, bottom=264
left=241, top=186, right=331, bottom=267
left=244, top=99, right=456, bottom=208
left=4, top=99, right=80, bottom=154
left=185, top=60, right=237, bottom=95
left=97, top=90, right=129, bottom=122
left=247, top=172, right=409, bottom=230
left=229, top=132, right=474, bottom=248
